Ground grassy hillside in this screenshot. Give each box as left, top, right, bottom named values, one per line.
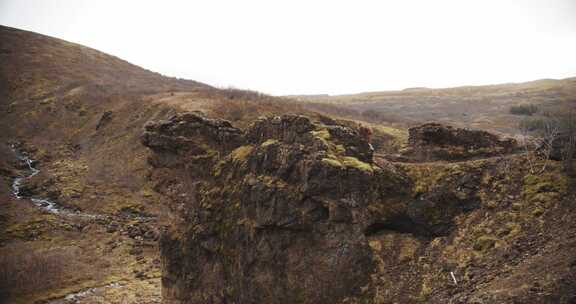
left=297, top=78, right=576, bottom=134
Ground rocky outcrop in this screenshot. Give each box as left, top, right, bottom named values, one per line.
left=404, top=123, right=517, bottom=161
left=142, top=113, right=576, bottom=304
left=143, top=113, right=484, bottom=304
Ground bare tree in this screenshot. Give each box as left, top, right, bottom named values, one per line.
left=519, top=108, right=576, bottom=175
left=518, top=115, right=560, bottom=174
left=538, top=115, right=561, bottom=173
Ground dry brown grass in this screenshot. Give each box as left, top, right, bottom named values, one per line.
left=202, top=87, right=274, bottom=102
left=202, top=87, right=306, bottom=126
left=0, top=246, right=83, bottom=299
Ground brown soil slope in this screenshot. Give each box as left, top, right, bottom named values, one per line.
left=0, top=25, right=207, bottom=303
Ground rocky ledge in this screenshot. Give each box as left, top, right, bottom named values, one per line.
left=404, top=123, right=517, bottom=161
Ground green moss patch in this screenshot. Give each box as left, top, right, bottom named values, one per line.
left=310, top=128, right=331, bottom=141
left=261, top=139, right=279, bottom=147
left=230, top=145, right=254, bottom=163
left=473, top=235, right=499, bottom=251
left=341, top=156, right=374, bottom=173
left=522, top=173, right=568, bottom=205
left=321, top=158, right=344, bottom=169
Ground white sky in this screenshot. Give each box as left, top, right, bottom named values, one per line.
left=1, top=0, right=575, bottom=95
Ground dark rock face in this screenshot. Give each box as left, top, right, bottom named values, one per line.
left=405, top=123, right=517, bottom=161
left=142, top=111, right=243, bottom=154
left=142, top=113, right=416, bottom=304
left=407, top=173, right=481, bottom=236
left=95, top=111, right=114, bottom=130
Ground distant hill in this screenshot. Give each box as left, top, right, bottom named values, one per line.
left=296, top=77, right=576, bottom=134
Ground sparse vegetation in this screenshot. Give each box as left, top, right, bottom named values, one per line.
left=0, top=247, right=82, bottom=299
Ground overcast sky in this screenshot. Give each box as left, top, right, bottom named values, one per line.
left=1, top=0, right=575, bottom=95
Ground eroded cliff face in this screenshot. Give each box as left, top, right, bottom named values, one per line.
left=143, top=113, right=576, bottom=304
left=142, top=113, right=402, bottom=303
left=142, top=113, right=475, bottom=303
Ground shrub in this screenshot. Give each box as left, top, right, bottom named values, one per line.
left=519, top=117, right=550, bottom=132
left=202, top=87, right=275, bottom=102
left=510, top=104, right=538, bottom=116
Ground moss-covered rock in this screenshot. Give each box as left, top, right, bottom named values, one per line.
left=144, top=113, right=412, bottom=304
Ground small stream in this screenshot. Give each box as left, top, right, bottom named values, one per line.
left=8, top=145, right=125, bottom=303
left=10, top=144, right=105, bottom=219
left=7, top=144, right=159, bottom=303
left=45, top=282, right=123, bottom=304
left=10, top=144, right=153, bottom=221
left=11, top=146, right=63, bottom=214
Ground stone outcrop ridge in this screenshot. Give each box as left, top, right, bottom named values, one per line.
left=142, top=113, right=481, bottom=304
left=405, top=123, right=517, bottom=161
